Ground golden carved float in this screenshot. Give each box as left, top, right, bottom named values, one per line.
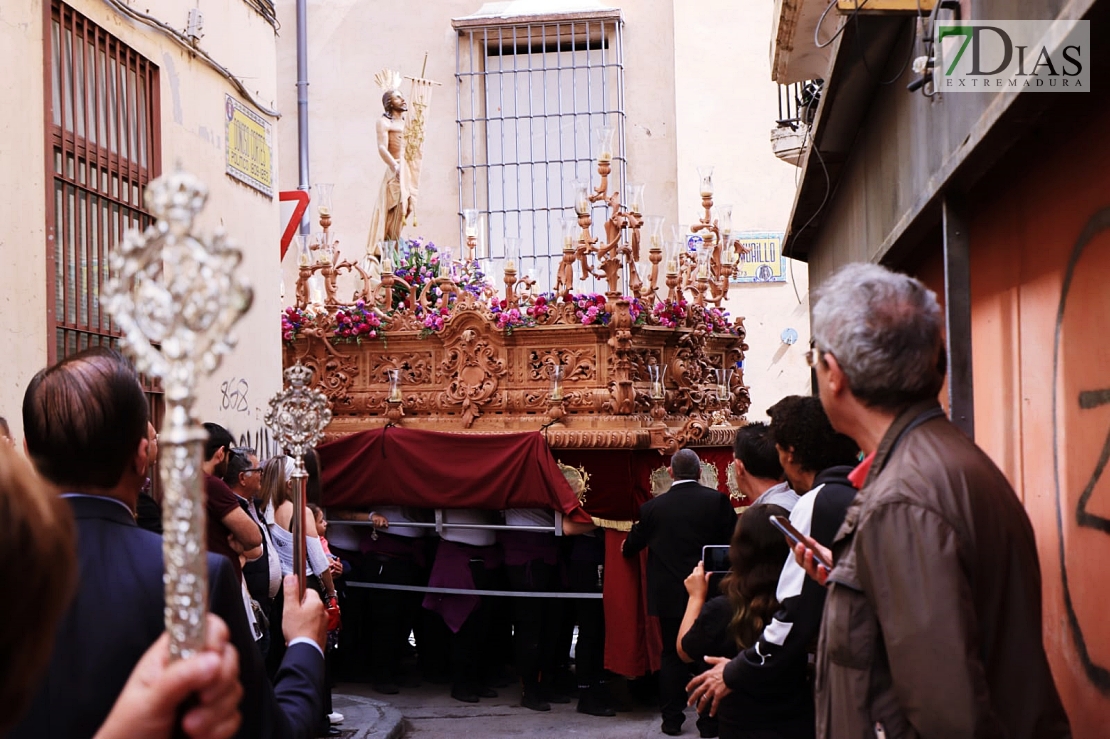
left=283, top=288, right=749, bottom=452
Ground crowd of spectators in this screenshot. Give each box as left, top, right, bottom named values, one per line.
left=0, top=263, right=1075, bottom=739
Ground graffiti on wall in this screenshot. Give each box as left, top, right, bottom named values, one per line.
left=1052, top=206, right=1110, bottom=693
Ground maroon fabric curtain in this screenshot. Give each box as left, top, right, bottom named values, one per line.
left=317, top=427, right=590, bottom=521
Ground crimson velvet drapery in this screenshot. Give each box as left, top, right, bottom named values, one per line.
left=316, top=427, right=741, bottom=678
left=317, top=427, right=590, bottom=521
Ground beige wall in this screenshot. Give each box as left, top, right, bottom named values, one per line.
left=0, top=0, right=282, bottom=444
left=673, top=0, right=811, bottom=419
left=274, top=0, right=679, bottom=251
left=0, top=0, right=49, bottom=440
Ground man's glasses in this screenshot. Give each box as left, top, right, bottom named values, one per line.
left=805, top=342, right=824, bottom=368
left=243, top=467, right=263, bottom=475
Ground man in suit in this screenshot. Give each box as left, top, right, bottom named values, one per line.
left=14, top=347, right=327, bottom=739
left=623, top=448, right=736, bottom=736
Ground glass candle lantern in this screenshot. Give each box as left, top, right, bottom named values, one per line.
left=295, top=234, right=312, bottom=266
left=388, top=369, right=403, bottom=402
left=645, top=215, right=664, bottom=250
left=648, top=364, right=667, bottom=399
left=696, top=241, right=711, bottom=278
left=463, top=208, right=479, bottom=238
left=697, top=167, right=714, bottom=198
left=666, top=241, right=683, bottom=274
left=718, top=204, right=733, bottom=239
left=549, top=363, right=565, bottom=401
left=563, top=216, right=580, bottom=251
left=625, top=183, right=646, bottom=214
left=572, top=181, right=591, bottom=216
left=308, top=274, right=325, bottom=306
left=504, top=237, right=520, bottom=273
left=439, top=246, right=453, bottom=279
left=314, top=182, right=335, bottom=219
left=595, top=126, right=615, bottom=164
left=713, top=368, right=734, bottom=401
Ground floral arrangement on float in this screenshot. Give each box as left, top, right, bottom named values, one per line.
left=282, top=237, right=742, bottom=344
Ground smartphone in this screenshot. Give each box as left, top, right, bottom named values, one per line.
left=770, top=515, right=833, bottom=570
left=701, top=544, right=731, bottom=574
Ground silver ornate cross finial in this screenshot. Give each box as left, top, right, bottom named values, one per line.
left=265, top=363, right=332, bottom=597
left=102, top=167, right=253, bottom=659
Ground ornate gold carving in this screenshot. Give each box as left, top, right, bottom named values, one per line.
left=371, top=353, right=434, bottom=385
left=298, top=349, right=359, bottom=406
left=649, top=460, right=718, bottom=497
left=700, top=461, right=719, bottom=490
left=529, top=348, right=596, bottom=382
left=649, top=466, right=672, bottom=497
left=557, top=462, right=591, bottom=506
left=439, top=327, right=507, bottom=428
left=726, top=459, right=742, bottom=502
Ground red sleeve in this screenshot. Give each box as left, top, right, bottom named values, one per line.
left=204, top=475, right=241, bottom=519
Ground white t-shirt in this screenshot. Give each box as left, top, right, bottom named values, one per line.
left=441, top=508, right=498, bottom=547
left=504, top=508, right=556, bottom=529
left=373, top=505, right=430, bottom=539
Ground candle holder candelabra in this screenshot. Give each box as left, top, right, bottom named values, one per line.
left=264, top=363, right=333, bottom=598
left=103, top=168, right=253, bottom=660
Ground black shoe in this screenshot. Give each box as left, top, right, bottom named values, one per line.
left=451, top=685, right=479, bottom=703
left=372, top=681, right=399, bottom=695
left=321, top=726, right=342, bottom=737
left=476, top=686, right=498, bottom=698
left=521, top=693, right=551, bottom=712
left=696, top=716, right=719, bottom=738
left=661, top=720, right=684, bottom=736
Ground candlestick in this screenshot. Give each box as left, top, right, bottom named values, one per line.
left=381, top=256, right=393, bottom=272
left=388, top=369, right=403, bottom=402
left=595, top=126, right=615, bottom=163
left=697, top=166, right=714, bottom=198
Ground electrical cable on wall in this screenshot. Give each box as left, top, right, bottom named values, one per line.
left=854, top=0, right=924, bottom=86
left=100, top=0, right=281, bottom=118
left=815, top=0, right=871, bottom=48
left=784, top=89, right=830, bottom=305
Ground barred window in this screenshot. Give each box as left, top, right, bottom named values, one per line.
left=455, top=12, right=626, bottom=292
left=46, top=1, right=162, bottom=417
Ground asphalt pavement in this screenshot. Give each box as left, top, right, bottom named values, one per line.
left=334, top=681, right=700, bottom=738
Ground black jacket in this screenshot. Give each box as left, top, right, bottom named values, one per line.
left=623, top=481, right=737, bottom=618
left=722, top=466, right=857, bottom=700
left=11, top=495, right=324, bottom=739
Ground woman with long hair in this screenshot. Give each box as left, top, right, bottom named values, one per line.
left=677, top=504, right=795, bottom=739
left=260, top=457, right=336, bottom=665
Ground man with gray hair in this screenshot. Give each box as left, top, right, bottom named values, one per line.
left=793, top=263, right=1070, bottom=738
left=624, top=448, right=736, bottom=736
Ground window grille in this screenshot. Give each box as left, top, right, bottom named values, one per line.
left=455, top=13, right=626, bottom=293
left=46, top=0, right=162, bottom=424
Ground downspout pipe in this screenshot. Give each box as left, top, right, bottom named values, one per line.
left=296, top=0, right=310, bottom=235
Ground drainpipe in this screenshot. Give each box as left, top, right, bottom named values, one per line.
left=296, top=0, right=310, bottom=234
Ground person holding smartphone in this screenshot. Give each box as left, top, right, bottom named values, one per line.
left=687, top=396, right=860, bottom=738
left=674, top=506, right=791, bottom=723
left=782, top=265, right=1069, bottom=739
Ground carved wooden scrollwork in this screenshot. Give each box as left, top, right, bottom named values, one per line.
left=370, top=353, right=434, bottom=385
left=300, top=349, right=359, bottom=406
left=439, top=327, right=507, bottom=428
left=528, top=348, right=596, bottom=382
